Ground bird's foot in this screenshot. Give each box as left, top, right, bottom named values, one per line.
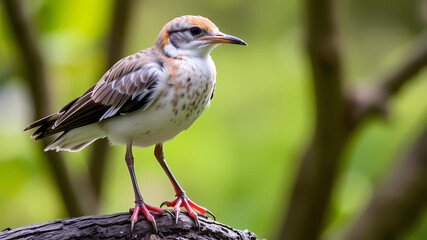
left=160, top=194, right=215, bottom=231
left=129, top=201, right=168, bottom=234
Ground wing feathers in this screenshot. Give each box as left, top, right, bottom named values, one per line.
left=25, top=48, right=165, bottom=141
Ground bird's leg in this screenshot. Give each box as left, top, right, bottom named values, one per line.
left=155, top=144, right=215, bottom=231
left=126, top=141, right=165, bottom=234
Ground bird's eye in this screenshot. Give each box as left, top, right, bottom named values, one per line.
left=189, top=27, right=202, bottom=36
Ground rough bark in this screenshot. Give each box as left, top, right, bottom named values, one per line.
left=0, top=213, right=258, bottom=240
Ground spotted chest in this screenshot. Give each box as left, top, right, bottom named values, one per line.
left=104, top=56, right=216, bottom=147
left=118, top=77, right=214, bottom=146
left=160, top=57, right=216, bottom=129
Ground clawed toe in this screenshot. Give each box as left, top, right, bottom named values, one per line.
left=129, top=201, right=166, bottom=235
left=160, top=195, right=214, bottom=231
left=202, top=208, right=216, bottom=221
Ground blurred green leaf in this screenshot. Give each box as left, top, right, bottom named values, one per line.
left=0, top=158, right=29, bottom=196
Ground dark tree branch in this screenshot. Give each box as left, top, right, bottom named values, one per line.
left=3, top=0, right=83, bottom=217
left=344, top=117, right=427, bottom=240
left=280, top=0, right=346, bottom=239
left=0, top=213, right=258, bottom=240
left=378, top=34, right=427, bottom=98
left=280, top=0, right=427, bottom=239
left=89, top=0, right=136, bottom=205
left=340, top=32, right=427, bottom=240
left=281, top=28, right=427, bottom=240
left=349, top=33, right=427, bottom=126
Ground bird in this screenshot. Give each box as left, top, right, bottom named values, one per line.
left=24, top=15, right=247, bottom=234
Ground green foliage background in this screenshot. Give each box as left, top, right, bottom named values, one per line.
left=0, top=0, right=426, bottom=239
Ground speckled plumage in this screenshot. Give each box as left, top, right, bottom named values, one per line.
left=25, top=15, right=246, bottom=232
left=104, top=51, right=216, bottom=148
left=25, top=15, right=244, bottom=151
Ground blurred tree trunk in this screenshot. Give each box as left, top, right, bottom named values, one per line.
left=280, top=0, right=345, bottom=238
left=279, top=0, right=427, bottom=239
left=344, top=120, right=427, bottom=240
left=3, top=0, right=83, bottom=217
left=88, top=0, right=136, bottom=208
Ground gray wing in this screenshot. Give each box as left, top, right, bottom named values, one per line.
left=90, top=50, right=164, bottom=121
left=26, top=49, right=165, bottom=139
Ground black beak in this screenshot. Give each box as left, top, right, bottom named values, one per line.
left=199, top=34, right=247, bottom=46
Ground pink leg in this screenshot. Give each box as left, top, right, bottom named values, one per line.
left=126, top=141, right=167, bottom=234
left=155, top=144, right=215, bottom=231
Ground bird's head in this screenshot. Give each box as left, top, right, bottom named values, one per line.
left=155, top=15, right=247, bottom=59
